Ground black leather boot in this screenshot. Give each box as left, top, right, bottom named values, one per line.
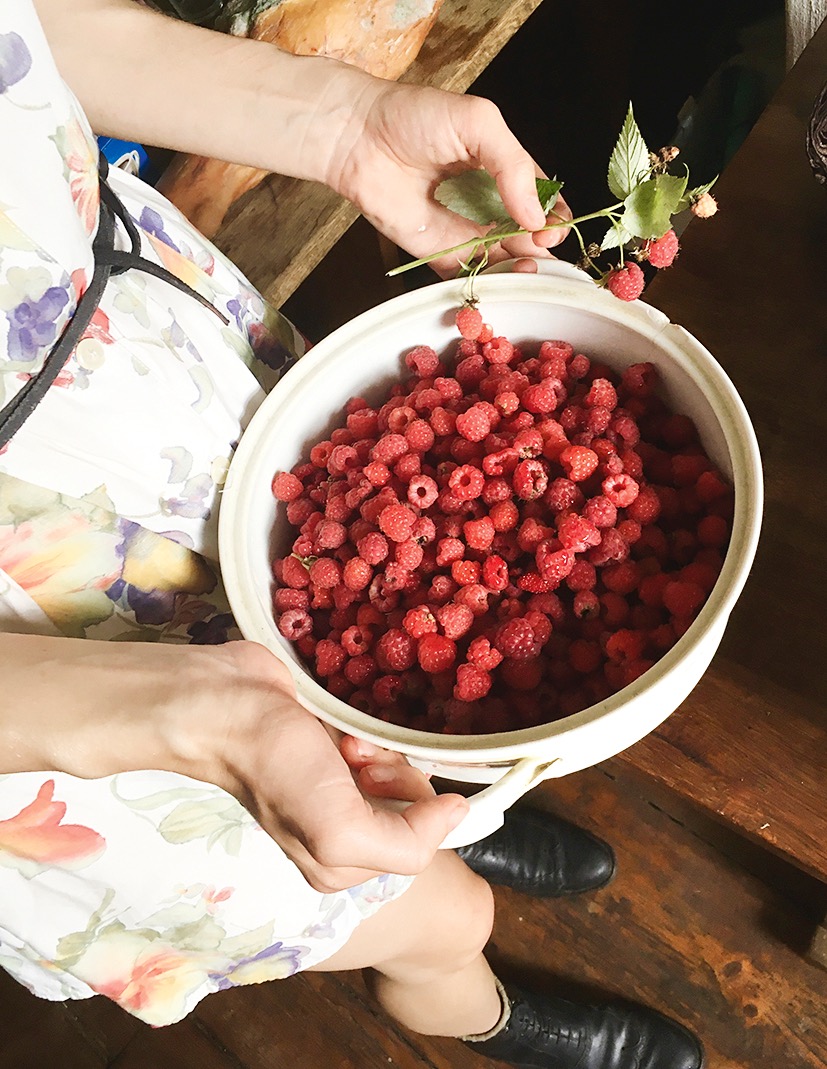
left=465, top=987, right=704, bottom=1069
left=455, top=807, right=615, bottom=896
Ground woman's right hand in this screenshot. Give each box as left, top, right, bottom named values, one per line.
left=0, top=633, right=468, bottom=891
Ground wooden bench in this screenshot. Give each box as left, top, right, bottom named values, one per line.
left=613, top=18, right=827, bottom=958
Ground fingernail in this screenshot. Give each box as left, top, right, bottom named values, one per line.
left=365, top=765, right=395, bottom=782
left=354, top=739, right=378, bottom=758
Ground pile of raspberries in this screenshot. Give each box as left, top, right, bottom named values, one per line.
left=270, top=306, right=733, bottom=735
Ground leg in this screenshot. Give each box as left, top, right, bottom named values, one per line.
left=308, top=849, right=502, bottom=1038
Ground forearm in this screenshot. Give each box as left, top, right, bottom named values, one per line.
left=34, top=0, right=379, bottom=185
left=0, top=632, right=232, bottom=784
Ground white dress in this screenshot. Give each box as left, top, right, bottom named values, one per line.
left=0, top=1, right=412, bottom=1026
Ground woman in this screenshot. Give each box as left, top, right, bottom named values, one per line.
left=0, top=3, right=702, bottom=1066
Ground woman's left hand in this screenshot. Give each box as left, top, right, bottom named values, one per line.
left=327, top=81, right=571, bottom=277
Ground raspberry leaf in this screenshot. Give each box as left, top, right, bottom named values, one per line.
left=607, top=104, right=651, bottom=200
left=435, top=171, right=562, bottom=226
left=621, top=173, right=687, bottom=240
left=600, top=221, right=635, bottom=251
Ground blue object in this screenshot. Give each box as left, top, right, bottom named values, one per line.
left=97, top=137, right=159, bottom=185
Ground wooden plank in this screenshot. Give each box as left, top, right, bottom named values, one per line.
left=0, top=969, right=105, bottom=1069
left=617, top=18, right=827, bottom=879
left=111, top=1018, right=244, bottom=1069
left=213, top=0, right=545, bottom=307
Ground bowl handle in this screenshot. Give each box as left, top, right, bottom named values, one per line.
left=437, top=756, right=559, bottom=849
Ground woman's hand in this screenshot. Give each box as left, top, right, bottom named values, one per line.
left=327, top=81, right=571, bottom=277
left=0, top=633, right=467, bottom=892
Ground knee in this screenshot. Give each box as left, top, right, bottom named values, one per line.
left=434, top=853, right=496, bottom=967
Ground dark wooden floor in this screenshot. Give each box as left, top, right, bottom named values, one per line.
left=4, top=759, right=827, bottom=1068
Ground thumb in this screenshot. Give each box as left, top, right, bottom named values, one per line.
left=400, top=792, right=470, bottom=856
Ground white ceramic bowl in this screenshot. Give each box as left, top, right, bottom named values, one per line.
left=218, top=262, right=763, bottom=847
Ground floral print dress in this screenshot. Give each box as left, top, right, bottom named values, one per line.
left=0, top=2, right=412, bottom=1026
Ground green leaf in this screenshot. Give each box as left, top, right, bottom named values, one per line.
left=677, top=176, right=718, bottom=211
left=607, top=104, right=651, bottom=200
left=435, top=172, right=563, bottom=227
left=600, top=221, right=634, bottom=251
left=435, top=170, right=512, bottom=226
left=621, top=173, right=687, bottom=240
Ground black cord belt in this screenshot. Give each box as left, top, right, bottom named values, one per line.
left=0, top=155, right=228, bottom=449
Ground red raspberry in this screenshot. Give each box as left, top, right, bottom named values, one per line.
left=573, top=591, right=600, bottom=619
left=412, top=516, right=437, bottom=544
left=517, top=517, right=553, bottom=552
left=521, top=381, right=558, bottom=414
left=697, top=514, right=729, bottom=547
left=557, top=513, right=601, bottom=552
left=347, top=407, right=379, bottom=438
left=344, top=654, right=378, bottom=687
left=282, top=554, right=311, bottom=589
left=418, top=633, right=457, bottom=673
left=454, top=583, right=490, bottom=616
left=375, top=628, right=417, bottom=672
left=606, top=262, right=645, bottom=301
left=482, top=555, right=509, bottom=592
left=405, top=419, right=435, bottom=453
left=566, top=559, right=597, bottom=591
left=605, top=629, right=647, bottom=664
left=271, top=471, right=304, bottom=501
left=341, top=625, right=373, bottom=656
left=454, top=663, right=492, bottom=702
left=583, top=495, right=618, bottom=529
left=626, top=485, right=660, bottom=525
left=436, top=602, right=475, bottom=639
left=585, top=378, right=618, bottom=410
left=343, top=556, right=372, bottom=591
left=455, top=355, right=487, bottom=391
left=536, top=543, right=576, bottom=585
left=483, top=448, right=518, bottom=477
left=309, top=558, right=342, bottom=589
left=663, top=579, right=706, bottom=618
left=696, top=469, right=730, bottom=504
left=315, top=520, right=347, bottom=549
left=482, top=476, right=512, bottom=505
left=395, top=539, right=424, bottom=571
left=455, top=305, right=483, bottom=340
left=407, top=475, right=439, bottom=509
left=645, top=228, right=680, bottom=268
left=602, top=561, right=641, bottom=595
left=513, top=459, right=549, bottom=500
left=372, top=674, right=404, bottom=707
left=602, top=473, right=640, bottom=508
left=382, top=562, right=413, bottom=591
left=403, top=605, right=438, bottom=638
left=449, top=464, right=485, bottom=500
left=286, top=497, right=317, bottom=527
left=617, top=518, right=642, bottom=545
left=309, top=440, right=334, bottom=468
left=560, top=446, right=599, bottom=483
left=490, top=500, right=519, bottom=532
left=544, top=477, right=582, bottom=514
left=518, top=570, right=553, bottom=593
left=436, top=537, right=464, bottom=566
left=277, top=609, right=313, bottom=640
left=273, top=587, right=310, bottom=613
left=405, top=344, right=440, bottom=377
left=568, top=353, right=591, bottom=380
left=328, top=444, right=358, bottom=475
left=463, top=515, right=495, bottom=550
left=495, top=391, right=520, bottom=417
left=496, top=619, right=539, bottom=660
left=569, top=639, right=602, bottom=674
left=378, top=503, right=416, bottom=543
left=513, top=428, right=544, bottom=458
left=394, top=453, right=422, bottom=483
left=468, top=636, right=504, bottom=671
left=455, top=404, right=491, bottom=442
left=434, top=376, right=463, bottom=403
left=314, top=639, right=346, bottom=677
left=371, top=433, right=409, bottom=465
left=356, top=533, right=389, bottom=568
left=387, top=406, right=417, bottom=434
left=524, top=609, right=552, bottom=646
left=482, top=336, right=514, bottom=364
left=452, top=559, right=481, bottom=586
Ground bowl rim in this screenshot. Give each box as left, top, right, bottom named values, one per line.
left=219, top=270, right=763, bottom=761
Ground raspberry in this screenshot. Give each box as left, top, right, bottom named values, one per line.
left=371, top=433, right=409, bottom=465
left=375, top=628, right=417, bottom=672
left=536, top=543, right=575, bottom=584
left=405, top=419, right=435, bottom=453
left=482, top=554, right=509, bottom=592
left=309, top=440, right=334, bottom=468
left=690, top=192, right=718, bottom=218
left=490, top=499, right=519, bottom=531
left=583, top=495, right=618, bottom=529
left=328, top=444, right=358, bottom=475
left=663, top=579, right=706, bottom=618
left=418, top=633, right=457, bottom=673
left=404, top=475, right=436, bottom=510
left=606, top=262, right=645, bottom=302
left=315, top=519, right=347, bottom=549
left=315, top=639, right=347, bottom=677
left=271, top=471, right=304, bottom=501
left=344, top=654, right=378, bottom=687
left=585, top=378, right=618, bottom=410
left=282, top=553, right=311, bottom=589
left=557, top=513, right=601, bottom=552
left=405, top=344, right=440, bottom=377
left=454, top=583, right=490, bottom=616
left=645, top=228, right=679, bottom=268
left=482, top=336, right=514, bottom=364
left=452, top=559, right=481, bottom=586
left=468, top=636, right=504, bottom=671
left=568, top=639, right=602, bottom=674
left=286, top=497, right=317, bottom=527
left=382, top=562, right=413, bottom=591
left=273, top=587, right=310, bottom=613
left=695, top=469, right=730, bottom=504
left=455, top=404, right=491, bottom=442
left=524, top=609, right=552, bottom=646
left=456, top=305, right=483, bottom=340
left=395, top=539, right=424, bottom=571
left=521, top=381, right=558, bottom=414
left=403, top=605, right=438, bottom=639
left=605, top=629, right=647, bottom=664
left=463, top=515, right=495, bottom=550
left=573, top=590, right=600, bottom=619
left=436, top=601, right=474, bottom=639
left=436, top=537, right=465, bottom=567
left=449, top=464, right=485, bottom=500
left=544, top=477, right=581, bottom=514
left=559, top=446, right=599, bottom=483
left=454, top=663, right=492, bottom=702
left=513, top=458, right=549, bottom=500
left=482, top=476, right=512, bottom=505
left=277, top=609, right=313, bottom=640
left=341, top=625, right=373, bottom=656
left=309, top=558, right=342, bottom=589
left=483, top=448, right=518, bottom=477
left=343, top=556, right=372, bottom=591
left=566, top=559, right=597, bottom=591
left=434, top=376, right=463, bottom=403
left=697, top=514, right=729, bottom=547
left=496, top=619, right=539, bottom=660
left=602, top=473, right=640, bottom=508
left=378, top=503, right=416, bottom=543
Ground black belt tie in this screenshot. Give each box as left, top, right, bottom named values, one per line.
left=0, top=155, right=228, bottom=449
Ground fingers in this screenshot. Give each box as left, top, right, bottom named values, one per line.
left=357, top=762, right=435, bottom=804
